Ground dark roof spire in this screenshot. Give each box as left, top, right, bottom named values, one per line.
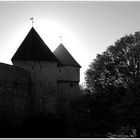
left=11, top=27, right=59, bottom=62
left=53, top=43, right=81, bottom=68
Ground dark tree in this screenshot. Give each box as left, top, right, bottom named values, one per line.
left=85, top=32, right=140, bottom=137
left=86, top=32, right=140, bottom=92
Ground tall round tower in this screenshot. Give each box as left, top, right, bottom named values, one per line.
left=11, top=27, right=59, bottom=113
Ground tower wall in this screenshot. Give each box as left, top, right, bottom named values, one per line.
left=12, top=61, right=57, bottom=113
left=57, top=66, right=80, bottom=82
left=57, top=81, right=80, bottom=114
left=57, top=66, right=80, bottom=113
left=0, top=63, right=30, bottom=124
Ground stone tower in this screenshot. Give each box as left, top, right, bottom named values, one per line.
left=11, top=27, right=59, bottom=113
left=54, top=43, right=81, bottom=112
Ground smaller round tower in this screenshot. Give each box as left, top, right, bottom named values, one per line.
left=54, top=43, right=81, bottom=112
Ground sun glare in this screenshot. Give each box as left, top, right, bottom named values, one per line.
left=35, top=19, right=81, bottom=55
left=35, top=19, right=69, bottom=50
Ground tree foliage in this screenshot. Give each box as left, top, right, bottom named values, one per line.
left=86, top=32, right=140, bottom=92
left=85, top=32, right=140, bottom=137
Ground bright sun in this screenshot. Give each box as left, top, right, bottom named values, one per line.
left=35, top=19, right=75, bottom=51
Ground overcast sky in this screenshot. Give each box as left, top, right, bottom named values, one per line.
left=1, top=1, right=140, bottom=84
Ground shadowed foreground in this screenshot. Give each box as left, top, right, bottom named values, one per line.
left=0, top=113, right=67, bottom=138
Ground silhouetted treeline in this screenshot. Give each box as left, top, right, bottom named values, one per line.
left=84, top=32, right=140, bottom=137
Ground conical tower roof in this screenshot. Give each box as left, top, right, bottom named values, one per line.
left=53, top=43, right=81, bottom=68
left=11, top=27, right=58, bottom=62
